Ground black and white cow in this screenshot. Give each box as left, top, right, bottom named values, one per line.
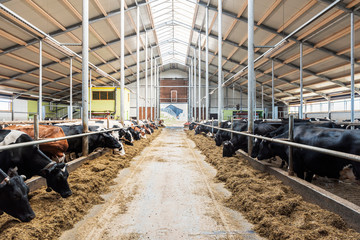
left=222, top=123, right=277, bottom=157
left=58, top=125, right=121, bottom=156
left=256, top=125, right=360, bottom=182
left=0, top=130, right=72, bottom=198
left=0, top=168, right=35, bottom=222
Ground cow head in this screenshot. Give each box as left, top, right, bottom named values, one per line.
left=257, top=140, right=273, bottom=160
left=0, top=168, right=35, bottom=222
left=215, top=133, right=222, bottom=146
left=119, top=129, right=133, bottom=143
left=251, top=138, right=261, bottom=158
left=223, top=140, right=235, bottom=157
left=194, top=125, right=201, bottom=135
left=102, top=132, right=121, bottom=149
left=129, top=128, right=141, bottom=141
left=42, top=162, right=72, bottom=198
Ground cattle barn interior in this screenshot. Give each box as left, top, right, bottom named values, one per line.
left=0, top=0, right=360, bottom=239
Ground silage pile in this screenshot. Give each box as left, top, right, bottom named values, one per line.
left=0, top=129, right=162, bottom=240
left=186, top=131, right=360, bottom=240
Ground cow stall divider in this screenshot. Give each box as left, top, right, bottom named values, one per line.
left=195, top=120, right=360, bottom=231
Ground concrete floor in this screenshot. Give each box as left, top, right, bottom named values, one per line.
left=60, top=128, right=263, bottom=240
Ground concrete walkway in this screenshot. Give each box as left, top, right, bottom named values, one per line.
left=60, top=128, right=263, bottom=240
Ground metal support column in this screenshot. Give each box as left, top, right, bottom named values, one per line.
left=82, top=0, right=89, bottom=156
left=188, top=67, right=191, bottom=121
left=247, top=0, right=255, bottom=155
left=154, top=60, right=157, bottom=120
left=120, top=0, right=125, bottom=123
left=205, top=7, right=209, bottom=121
left=89, top=69, right=92, bottom=119
left=198, top=36, right=201, bottom=121
left=328, top=99, right=331, bottom=119
left=69, top=58, right=73, bottom=120
left=271, top=60, right=275, bottom=119
left=288, top=114, right=294, bottom=176
left=157, top=66, right=160, bottom=119
left=150, top=48, right=153, bottom=120
left=190, top=60, right=193, bottom=120
left=218, top=0, right=223, bottom=123
left=299, top=42, right=303, bottom=119
left=232, top=84, right=235, bottom=108
left=261, top=84, right=264, bottom=117
left=145, top=31, right=148, bottom=120
left=193, top=48, right=197, bottom=121
left=351, top=12, right=355, bottom=124
left=38, top=40, right=42, bottom=121
left=240, top=88, right=243, bottom=111
left=136, top=5, right=140, bottom=123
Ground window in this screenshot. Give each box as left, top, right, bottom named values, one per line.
left=0, top=99, right=11, bottom=111
left=171, top=90, right=177, bottom=103
left=92, top=91, right=115, bottom=100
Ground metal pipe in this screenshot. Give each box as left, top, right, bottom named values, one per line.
left=288, top=114, right=294, bottom=176
left=218, top=0, right=223, bottom=123
left=351, top=12, right=355, bottom=125
left=205, top=7, right=209, bottom=121
left=299, top=42, right=303, bottom=119
left=194, top=48, right=197, bottom=121
left=0, top=127, right=125, bottom=152
left=136, top=5, right=140, bottom=122
left=145, top=31, right=148, bottom=120
left=198, top=36, right=201, bottom=121
left=150, top=47, right=153, bottom=121
left=272, top=60, right=275, bottom=119
left=247, top=0, right=255, bottom=155
left=120, top=0, right=125, bottom=123
left=38, top=40, right=42, bottom=121
left=69, top=58, right=73, bottom=120
left=82, top=0, right=89, bottom=156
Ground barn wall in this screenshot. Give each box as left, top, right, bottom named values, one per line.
left=127, top=69, right=281, bottom=119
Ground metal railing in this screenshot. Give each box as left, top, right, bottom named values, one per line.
left=196, top=117, right=360, bottom=176
left=0, top=127, right=124, bottom=152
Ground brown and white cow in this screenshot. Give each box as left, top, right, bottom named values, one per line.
left=4, top=125, right=68, bottom=162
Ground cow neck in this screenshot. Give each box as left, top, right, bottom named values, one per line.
left=34, top=149, right=56, bottom=177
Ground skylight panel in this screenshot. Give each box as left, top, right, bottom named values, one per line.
left=149, top=0, right=196, bottom=65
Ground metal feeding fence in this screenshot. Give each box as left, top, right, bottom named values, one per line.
left=197, top=115, right=360, bottom=176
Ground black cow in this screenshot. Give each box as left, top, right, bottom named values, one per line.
left=0, top=168, right=35, bottom=222
left=194, top=121, right=222, bottom=135
left=257, top=126, right=360, bottom=182
left=251, top=121, right=342, bottom=159
left=215, top=122, right=248, bottom=146
left=59, top=125, right=121, bottom=156
left=0, top=130, right=72, bottom=198
left=222, top=123, right=277, bottom=157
